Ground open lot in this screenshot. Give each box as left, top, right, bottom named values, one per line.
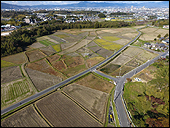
left=25, top=49, right=46, bottom=62
left=36, top=91, right=102, bottom=127
left=63, top=84, right=109, bottom=123
left=76, top=73, right=114, bottom=93
left=1, top=105, right=49, bottom=127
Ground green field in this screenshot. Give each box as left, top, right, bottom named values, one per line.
left=1, top=60, right=17, bottom=68
left=102, top=36, right=120, bottom=42
left=39, top=39, right=56, bottom=46
left=1, top=79, right=32, bottom=108
left=52, top=44, right=61, bottom=52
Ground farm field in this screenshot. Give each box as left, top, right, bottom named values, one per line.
left=1, top=105, right=49, bottom=127
left=102, top=36, right=120, bottom=42
left=100, top=47, right=158, bottom=76
left=139, top=27, right=169, bottom=41
left=58, top=38, right=93, bottom=55
left=76, top=73, right=114, bottom=93
left=63, top=84, right=109, bottom=123
left=36, top=91, right=102, bottom=127
left=25, top=49, right=46, bottom=62
left=46, top=54, right=60, bottom=63
left=1, top=66, right=23, bottom=84
left=60, top=42, right=77, bottom=50
left=89, top=45, right=113, bottom=58
left=1, top=60, right=17, bottom=68
left=25, top=68, right=63, bottom=91
left=94, top=39, right=123, bottom=51
left=39, top=45, right=57, bottom=56
left=39, top=39, right=56, bottom=46
left=29, top=42, right=46, bottom=48
left=86, top=57, right=105, bottom=67
left=1, top=52, right=26, bottom=64
left=26, top=58, right=65, bottom=79
left=1, top=78, right=34, bottom=109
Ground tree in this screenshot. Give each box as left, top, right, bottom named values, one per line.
left=157, top=34, right=161, bottom=38
left=98, top=13, right=106, bottom=18
left=164, top=33, right=168, bottom=38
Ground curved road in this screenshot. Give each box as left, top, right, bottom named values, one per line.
left=1, top=25, right=148, bottom=117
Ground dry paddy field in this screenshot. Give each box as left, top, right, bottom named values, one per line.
left=25, top=49, right=46, bottom=62
left=63, top=84, right=109, bottom=123
left=1, top=66, right=23, bottom=84
left=1, top=52, right=26, bottom=64
left=76, top=73, right=114, bottom=93
left=25, top=68, right=63, bottom=91
left=139, top=27, right=169, bottom=41
left=100, top=47, right=158, bottom=76
left=1, top=105, right=49, bottom=127
left=29, top=42, right=46, bottom=49
left=39, top=45, right=57, bottom=56
left=86, top=57, right=105, bottom=67
left=35, top=91, right=102, bottom=127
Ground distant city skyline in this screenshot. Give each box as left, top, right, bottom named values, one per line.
left=1, top=1, right=164, bottom=6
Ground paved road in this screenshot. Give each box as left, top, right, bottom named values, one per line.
left=1, top=25, right=147, bottom=116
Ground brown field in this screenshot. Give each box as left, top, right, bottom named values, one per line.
left=111, top=65, right=134, bottom=77
left=76, top=47, right=99, bottom=58
left=46, top=54, right=60, bottom=63
left=39, top=45, right=57, bottom=56
left=1, top=66, right=23, bottom=84
left=123, top=47, right=144, bottom=57
left=29, top=42, right=46, bottom=48
left=63, top=84, right=109, bottom=123
left=51, top=60, right=67, bottom=71
left=36, top=91, right=102, bottom=127
left=89, top=45, right=113, bottom=58
left=26, top=68, right=63, bottom=91
left=1, top=105, right=49, bottom=127
left=86, top=57, right=104, bottom=67
left=1, top=52, right=26, bottom=64
left=76, top=73, right=114, bottom=93
left=62, top=55, right=85, bottom=68
left=25, top=49, right=46, bottom=62
left=26, top=58, right=64, bottom=78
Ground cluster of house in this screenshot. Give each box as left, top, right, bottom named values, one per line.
left=1, top=24, right=20, bottom=32
left=144, top=41, right=169, bottom=51
left=163, top=25, right=169, bottom=29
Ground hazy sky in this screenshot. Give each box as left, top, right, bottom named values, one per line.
left=1, top=1, right=163, bottom=6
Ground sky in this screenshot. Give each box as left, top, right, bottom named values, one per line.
left=1, top=1, right=163, bottom=6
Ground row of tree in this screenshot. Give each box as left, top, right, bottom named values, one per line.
left=1, top=20, right=136, bottom=57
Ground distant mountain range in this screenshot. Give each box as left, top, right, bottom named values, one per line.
left=1, top=1, right=169, bottom=10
